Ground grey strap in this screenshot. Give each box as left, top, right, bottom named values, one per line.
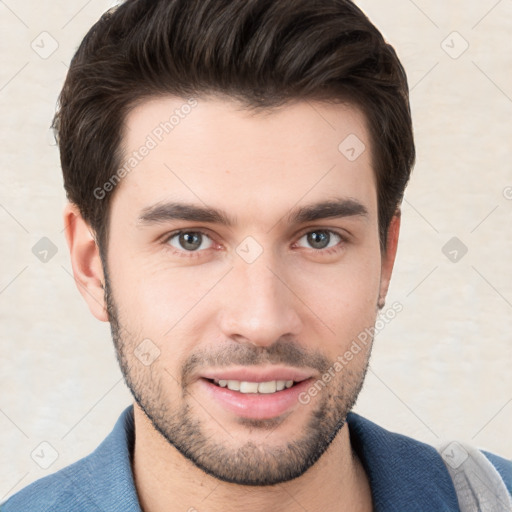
left=437, top=441, right=512, bottom=512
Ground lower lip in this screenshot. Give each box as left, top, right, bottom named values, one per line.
left=198, top=378, right=313, bottom=420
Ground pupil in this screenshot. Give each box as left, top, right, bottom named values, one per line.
left=180, top=232, right=201, bottom=251
left=308, top=231, right=329, bottom=249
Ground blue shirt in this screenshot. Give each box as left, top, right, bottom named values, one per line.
left=2, top=405, right=511, bottom=511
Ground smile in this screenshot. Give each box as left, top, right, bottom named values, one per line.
left=208, top=378, right=297, bottom=394
left=199, top=377, right=314, bottom=420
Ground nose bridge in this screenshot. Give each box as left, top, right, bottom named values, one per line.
left=219, top=248, right=302, bottom=346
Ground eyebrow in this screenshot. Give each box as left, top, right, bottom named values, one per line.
left=137, top=198, right=368, bottom=228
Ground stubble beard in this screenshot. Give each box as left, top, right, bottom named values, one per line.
left=103, top=268, right=373, bottom=486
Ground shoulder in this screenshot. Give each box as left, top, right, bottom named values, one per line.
left=346, top=412, right=511, bottom=510
left=0, top=456, right=104, bottom=512
left=0, top=405, right=140, bottom=512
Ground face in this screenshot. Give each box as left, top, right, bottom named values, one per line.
left=101, top=96, right=396, bottom=485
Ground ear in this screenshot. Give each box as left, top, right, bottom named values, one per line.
left=63, top=203, right=108, bottom=322
left=378, top=210, right=401, bottom=308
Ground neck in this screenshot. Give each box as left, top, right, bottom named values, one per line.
left=131, top=403, right=373, bottom=512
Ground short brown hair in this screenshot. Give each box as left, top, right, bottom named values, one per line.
left=53, top=0, right=415, bottom=254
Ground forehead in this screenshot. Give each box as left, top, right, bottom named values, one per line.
left=112, top=95, right=376, bottom=226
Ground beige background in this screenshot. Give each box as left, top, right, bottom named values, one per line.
left=1, top=0, right=511, bottom=499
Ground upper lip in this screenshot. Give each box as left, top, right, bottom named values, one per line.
left=199, top=366, right=314, bottom=383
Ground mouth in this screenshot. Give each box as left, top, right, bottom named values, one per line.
left=198, top=374, right=314, bottom=420
left=203, top=378, right=304, bottom=394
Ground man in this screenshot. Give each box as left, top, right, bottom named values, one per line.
left=2, top=0, right=511, bottom=511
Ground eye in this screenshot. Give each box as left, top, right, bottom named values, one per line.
left=296, top=229, right=344, bottom=251
left=166, top=231, right=213, bottom=252
left=162, top=228, right=346, bottom=258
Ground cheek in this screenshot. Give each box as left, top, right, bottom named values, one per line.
left=108, top=229, right=382, bottom=350
left=292, top=251, right=381, bottom=346
left=110, top=255, right=224, bottom=338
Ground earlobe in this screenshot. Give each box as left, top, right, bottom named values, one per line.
left=63, top=203, right=109, bottom=322
left=378, top=210, right=401, bottom=309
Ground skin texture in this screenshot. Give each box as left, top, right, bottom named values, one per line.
left=64, top=96, right=400, bottom=512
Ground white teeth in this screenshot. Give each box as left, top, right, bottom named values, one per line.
left=227, top=380, right=240, bottom=391
left=257, top=381, right=277, bottom=393
left=240, top=381, right=259, bottom=393
left=213, top=379, right=296, bottom=393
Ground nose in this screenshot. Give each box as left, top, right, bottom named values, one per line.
left=217, top=252, right=302, bottom=348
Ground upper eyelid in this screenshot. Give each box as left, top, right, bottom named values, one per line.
left=163, top=228, right=216, bottom=244
left=296, top=227, right=347, bottom=239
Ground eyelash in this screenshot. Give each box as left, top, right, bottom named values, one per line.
left=161, top=228, right=348, bottom=259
